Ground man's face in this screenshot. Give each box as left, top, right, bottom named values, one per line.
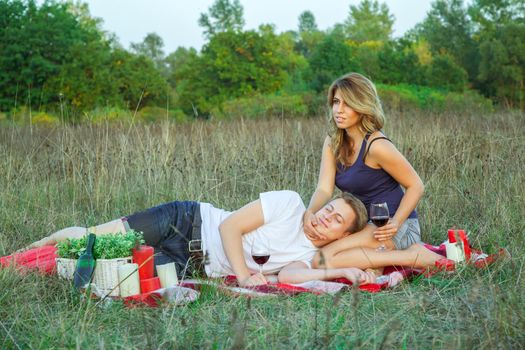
left=313, top=198, right=355, bottom=245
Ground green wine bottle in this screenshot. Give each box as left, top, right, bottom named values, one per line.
left=73, top=233, right=97, bottom=289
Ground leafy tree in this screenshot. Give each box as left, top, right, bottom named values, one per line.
left=46, top=45, right=168, bottom=113
left=426, top=54, right=467, bottom=91
left=295, top=11, right=324, bottom=58
left=469, top=0, right=525, bottom=36
left=298, top=11, right=318, bottom=33
left=348, top=41, right=383, bottom=81
left=376, top=40, right=425, bottom=86
left=277, top=30, right=310, bottom=94
left=130, top=32, right=166, bottom=72
left=107, top=48, right=169, bottom=109
left=307, top=33, right=360, bottom=92
left=40, top=2, right=124, bottom=113
left=198, top=0, right=244, bottom=39
left=175, top=26, right=293, bottom=115
left=467, top=0, right=525, bottom=108
left=411, top=38, right=433, bottom=66
left=478, top=23, right=525, bottom=109
left=344, top=0, right=394, bottom=42
left=0, top=0, right=169, bottom=114
left=0, top=0, right=102, bottom=111
left=45, top=36, right=116, bottom=112
left=164, top=47, right=198, bottom=88
left=417, top=0, right=479, bottom=82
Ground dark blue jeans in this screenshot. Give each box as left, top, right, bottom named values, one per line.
left=125, top=200, right=202, bottom=279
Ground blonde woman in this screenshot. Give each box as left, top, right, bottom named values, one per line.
left=304, top=73, right=425, bottom=269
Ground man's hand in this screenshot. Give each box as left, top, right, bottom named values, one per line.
left=303, top=209, right=327, bottom=241
left=342, top=268, right=376, bottom=285
left=219, top=199, right=265, bottom=288
left=239, top=273, right=268, bottom=287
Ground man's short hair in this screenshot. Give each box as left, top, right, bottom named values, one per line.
left=336, top=192, right=368, bottom=233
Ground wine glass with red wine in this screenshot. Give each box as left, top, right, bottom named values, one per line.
left=251, top=236, right=270, bottom=275
left=370, top=202, right=390, bottom=252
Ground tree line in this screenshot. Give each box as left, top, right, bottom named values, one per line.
left=0, top=0, right=523, bottom=120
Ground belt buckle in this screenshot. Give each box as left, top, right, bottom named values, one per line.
left=188, top=239, right=202, bottom=252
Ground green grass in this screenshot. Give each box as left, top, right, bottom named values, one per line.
left=0, top=109, right=524, bottom=349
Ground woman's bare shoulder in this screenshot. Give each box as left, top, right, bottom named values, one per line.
left=366, top=131, right=398, bottom=160
left=368, top=130, right=387, bottom=141
left=323, top=135, right=333, bottom=149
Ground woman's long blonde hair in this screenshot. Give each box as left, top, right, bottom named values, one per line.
left=327, top=73, right=385, bottom=167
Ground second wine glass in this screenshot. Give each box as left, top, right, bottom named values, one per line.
left=370, top=202, right=390, bottom=252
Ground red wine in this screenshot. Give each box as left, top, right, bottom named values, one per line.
left=371, top=216, right=389, bottom=227
left=252, top=255, right=270, bottom=265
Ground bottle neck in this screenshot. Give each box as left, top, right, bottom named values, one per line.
left=85, top=233, right=96, bottom=254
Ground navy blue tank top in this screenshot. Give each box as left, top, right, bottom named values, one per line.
left=334, top=134, right=417, bottom=219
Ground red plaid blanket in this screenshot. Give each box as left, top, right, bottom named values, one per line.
left=1, top=244, right=506, bottom=306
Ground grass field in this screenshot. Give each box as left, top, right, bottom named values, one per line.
left=0, top=109, right=524, bottom=349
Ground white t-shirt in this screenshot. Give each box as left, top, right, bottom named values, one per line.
left=200, top=190, right=317, bottom=277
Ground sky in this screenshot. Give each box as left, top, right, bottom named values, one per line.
left=81, top=0, right=437, bottom=54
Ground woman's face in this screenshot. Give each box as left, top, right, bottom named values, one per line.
left=332, top=89, right=360, bottom=130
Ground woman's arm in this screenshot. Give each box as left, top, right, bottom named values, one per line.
left=278, top=261, right=376, bottom=284
left=366, top=136, right=424, bottom=241
left=218, top=199, right=266, bottom=287
left=304, top=136, right=337, bottom=240
left=311, top=224, right=387, bottom=268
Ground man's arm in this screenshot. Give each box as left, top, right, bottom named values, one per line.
left=218, top=199, right=266, bottom=287
left=277, top=261, right=376, bottom=285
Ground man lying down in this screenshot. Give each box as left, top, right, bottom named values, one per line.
left=23, top=191, right=442, bottom=287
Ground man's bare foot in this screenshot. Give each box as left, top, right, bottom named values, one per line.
left=405, top=244, right=443, bottom=268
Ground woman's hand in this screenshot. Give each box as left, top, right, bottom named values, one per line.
left=342, top=268, right=376, bottom=285
left=239, top=273, right=268, bottom=287
left=303, top=209, right=327, bottom=241
left=373, top=218, right=400, bottom=241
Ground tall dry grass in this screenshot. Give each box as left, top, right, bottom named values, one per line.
left=0, top=109, right=524, bottom=349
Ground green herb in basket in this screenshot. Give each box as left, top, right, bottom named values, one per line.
left=56, top=230, right=145, bottom=260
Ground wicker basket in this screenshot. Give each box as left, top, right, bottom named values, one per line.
left=56, top=257, right=132, bottom=297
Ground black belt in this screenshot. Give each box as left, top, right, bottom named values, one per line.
left=188, top=204, right=204, bottom=270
